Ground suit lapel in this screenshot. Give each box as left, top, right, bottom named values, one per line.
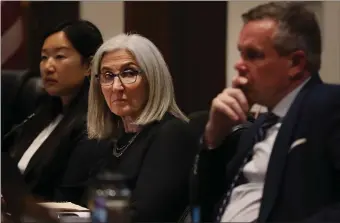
left=10, top=111, right=52, bottom=163
left=258, top=75, right=322, bottom=222
left=23, top=112, right=78, bottom=178
left=23, top=116, right=64, bottom=176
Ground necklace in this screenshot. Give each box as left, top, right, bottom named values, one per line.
left=113, top=131, right=141, bottom=158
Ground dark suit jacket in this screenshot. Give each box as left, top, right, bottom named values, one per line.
left=195, top=74, right=340, bottom=222
left=5, top=81, right=91, bottom=202
left=57, top=113, right=198, bottom=222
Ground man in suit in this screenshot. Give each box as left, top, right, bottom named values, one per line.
left=199, top=2, right=340, bottom=222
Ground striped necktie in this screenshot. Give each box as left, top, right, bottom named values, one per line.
left=215, top=112, right=279, bottom=223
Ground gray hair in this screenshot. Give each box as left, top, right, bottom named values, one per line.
left=242, top=1, right=322, bottom=73
left=87, top=33, right=188, bottom=139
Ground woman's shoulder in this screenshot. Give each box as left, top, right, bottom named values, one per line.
left=141, top=112, right=197, bottom=166
left=145, top=113, right=193, bottom=147
left=155, top=113, right=190, bottom=134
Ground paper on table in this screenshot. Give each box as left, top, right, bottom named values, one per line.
left=38, top=202, right=89, bottom=211
left=58, top=211, right=91, bottom=218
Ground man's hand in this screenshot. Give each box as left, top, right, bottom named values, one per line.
left=204, top=76, right=250, bottom=149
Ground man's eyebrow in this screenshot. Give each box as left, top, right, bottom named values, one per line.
left=237, top=44, right=263, bottom=52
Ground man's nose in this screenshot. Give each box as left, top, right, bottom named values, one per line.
left=234, top=58, right=245, bottom=71
left=234, top=58, right=249, bottom=75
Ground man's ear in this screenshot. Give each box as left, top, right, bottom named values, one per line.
left=288, top=50, right=306, bottom=79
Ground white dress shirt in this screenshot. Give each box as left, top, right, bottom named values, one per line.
left=221, top=78, right=310, bottom=222
left=17, top=114, right=63, bottom=174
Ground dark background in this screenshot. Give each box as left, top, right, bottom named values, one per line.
left=3, top=1, right=227, bottom=115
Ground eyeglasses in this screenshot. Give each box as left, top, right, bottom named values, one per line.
left=95, top=68, right=143, bottom=86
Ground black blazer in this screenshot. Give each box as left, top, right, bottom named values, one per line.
left=6, top=81, right=90, bottom=201
left=57, top=113, right=198, bottom=222
left=195, top=74, right=340, bottom=222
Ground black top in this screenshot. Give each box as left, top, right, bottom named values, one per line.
left=57, top=113, right=198, bottom=222
left=4, top=80, right=91, bottom=201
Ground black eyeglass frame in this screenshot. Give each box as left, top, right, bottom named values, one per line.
left=95, top=68, right=143, bottom=85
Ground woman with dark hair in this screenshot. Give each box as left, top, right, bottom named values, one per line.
left=5, top=20, right=104, bottom=202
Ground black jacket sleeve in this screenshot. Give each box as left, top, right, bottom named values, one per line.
left=193, top=122, right=252, bottom=222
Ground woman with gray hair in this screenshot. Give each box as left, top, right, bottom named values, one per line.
left=87, top=33, right=197, bottom=221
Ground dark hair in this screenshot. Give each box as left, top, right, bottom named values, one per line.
left=242, top=2, right=321, bottom=73
left=43, top=20, right=104, bottom=64
left=41, top=20, right=103, bottom=114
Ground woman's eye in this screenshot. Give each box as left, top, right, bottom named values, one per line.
left=121, top=69, right=137, bottom=77
left=55, top=55, right=66, bottom=59
left=104, top=72, right=114, bottom=79
left=41, top=55, right=47, bottom=61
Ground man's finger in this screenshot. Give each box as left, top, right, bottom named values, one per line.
left=232, top=76, right=248, bottom=89
left=227, top=88, right=249, bottom=113
left=212, top=97, right=240, bottom=122
left=219, top=95, right=247, bottom=122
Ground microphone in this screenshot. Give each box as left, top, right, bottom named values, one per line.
left=190, top=153, right=201, bottom=223
left=3, top=113, right=36, bottom=142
